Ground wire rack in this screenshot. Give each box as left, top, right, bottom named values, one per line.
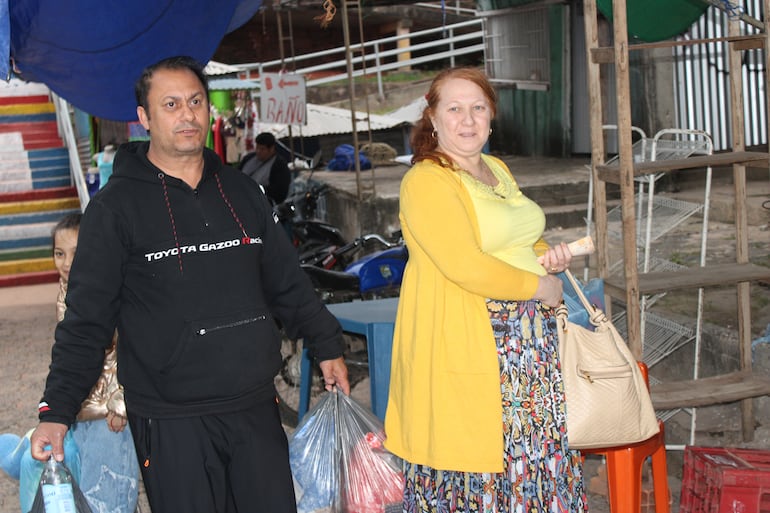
left=607, top=195, right=705, bottom=244
left=603, top=136, right=711, bottom=171
left=612, top=309, right=695, bottom=369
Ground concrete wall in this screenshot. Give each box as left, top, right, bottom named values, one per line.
left=323, top=189, right=401, bottom=241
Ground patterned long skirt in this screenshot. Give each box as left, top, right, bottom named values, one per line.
left=402, top=300, right=587, bottom=513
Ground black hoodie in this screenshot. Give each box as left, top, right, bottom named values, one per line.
left=40, top=141, right=344, bottom=424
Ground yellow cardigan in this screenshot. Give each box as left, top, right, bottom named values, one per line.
left=384, top=156, right=548, bottom=473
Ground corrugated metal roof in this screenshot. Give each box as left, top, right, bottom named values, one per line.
left=208, top=77, right=260, bottom=90
left=204, top=61, right=242, bottom=76
left=388, top=96, right=427, bottom=124
left=259, top=103, right=409, bottom=138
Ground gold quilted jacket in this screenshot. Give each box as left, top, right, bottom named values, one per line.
left=57, top=279, right=126, bottom=421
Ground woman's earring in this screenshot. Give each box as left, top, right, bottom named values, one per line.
left=432, top=129, right=438, bottom=139
left=489, top=128, right=493, bottom=135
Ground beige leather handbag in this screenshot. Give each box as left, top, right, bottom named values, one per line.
left=556, top=269, right=659, bottom=450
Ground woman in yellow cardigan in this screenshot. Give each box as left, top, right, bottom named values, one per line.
left=384, top=67, right=587, bottom=512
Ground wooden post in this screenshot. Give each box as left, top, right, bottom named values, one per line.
left=612, top=0, right=642, bottom=359
left=728, top=3, right=759, bottom=443
left=582, top=0, right=610, bottom=295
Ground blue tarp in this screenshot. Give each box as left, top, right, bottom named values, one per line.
left=0, top=0, right=8, bottom=81
left=3, top=0, right=262, bottom=121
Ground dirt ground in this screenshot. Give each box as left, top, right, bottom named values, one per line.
left=1, top=215, right=768, bottom=512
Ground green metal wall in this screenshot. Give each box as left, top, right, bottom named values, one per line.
left=488, top=5, right=570, bottom=157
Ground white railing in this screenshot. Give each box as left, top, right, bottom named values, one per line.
left=234, top=18, right=485, bottom=96
left=52, top=94, right=89, bottom=211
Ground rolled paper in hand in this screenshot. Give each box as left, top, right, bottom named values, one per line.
left=537, top=236, right=595, bottom=264
left=566, top=236, right=595, bottom=257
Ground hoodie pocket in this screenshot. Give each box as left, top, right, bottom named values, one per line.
left=157, top=308, right=281, bottom=403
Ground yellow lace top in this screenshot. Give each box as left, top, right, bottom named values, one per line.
left=458, top=155, right=548, bottom=277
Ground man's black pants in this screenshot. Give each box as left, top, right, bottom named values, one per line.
left=128, top=397, right=296, bottom=513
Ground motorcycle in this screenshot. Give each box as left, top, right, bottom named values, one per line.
left=275, top=179, right=402, bottom=272
left=274, top=181, right=348, bottom=255
left=275, top=230, right=408, bottom=427
left=303, top=241, right=407, bottom=301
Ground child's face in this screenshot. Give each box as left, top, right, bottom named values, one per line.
left=53, top=228, right=78, bottom=283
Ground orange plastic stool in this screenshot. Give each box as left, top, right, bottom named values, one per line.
left=581, top=362, right=671, bottom=513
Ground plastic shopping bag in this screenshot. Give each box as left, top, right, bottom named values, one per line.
left=558, top=273, right=605, bottom=330
left=28, top=458, right=92, bottom=513
left=288, top=391, right=403, bottom=513
left=20, top=430, right=81, bottom=513
left=289, top=392, right=339, bottom=512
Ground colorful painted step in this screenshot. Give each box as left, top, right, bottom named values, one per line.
left=0, top=186, right=78, bottom=203
left=0, top=257, right=54, bottom=275
left=0, top=212, right=81, bottom=251
left=0, top=102, right=55, bottom=116
left=0, top=120, right=59, bottom=135
left=0, top=97, right=62, bottom=149
left=0, top=269, right=59, bottom=287
left=0, top=247, right=53, bottom=262
left=0, top=94, right=51, bottom=106
left=0, top=86, right=77, bottom=287
left=0, top=146, right=72, bottom=193
left=0, top=197, right=81, bottom=216
left=0, top=126, right=62, bottom=150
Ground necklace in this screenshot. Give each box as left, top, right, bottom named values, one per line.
left=473, top=161, right=497, bottom=187
left=459, top=161, right=512, bottom=199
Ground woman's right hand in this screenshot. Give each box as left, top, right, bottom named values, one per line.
left=533, top=274, right=564, bottom=308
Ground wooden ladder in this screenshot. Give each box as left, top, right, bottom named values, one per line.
left=583, top=0, right=770, bottom=441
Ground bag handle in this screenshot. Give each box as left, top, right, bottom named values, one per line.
left=561, top=269, right=609, bottom=327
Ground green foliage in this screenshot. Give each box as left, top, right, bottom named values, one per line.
left=668, top=252, right=685, bottom=265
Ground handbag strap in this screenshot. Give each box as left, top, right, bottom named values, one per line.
left=562, top=269, right=609, bottom=327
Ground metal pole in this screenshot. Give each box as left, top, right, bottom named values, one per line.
left=275, top=8, right=297, bottom=166
left=341, top=0, right=362, bottom=202
left=375, top=44, right=384, bottom=100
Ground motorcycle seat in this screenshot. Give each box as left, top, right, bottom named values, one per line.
left=301, top=265, right=361, bottom=291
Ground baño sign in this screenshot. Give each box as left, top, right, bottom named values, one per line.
left=260, top=72, right=307, bottom=125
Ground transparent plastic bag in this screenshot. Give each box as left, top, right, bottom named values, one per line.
left=20, top=430, right=81, bottom=513
left=289, top=391, right=339, bottom=513
left=28, top=458, right=92, bottom=513
left=288, top=391, right=404, bottom=513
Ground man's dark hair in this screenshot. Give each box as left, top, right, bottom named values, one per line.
left=255, top=132, right=276, bottom=148
left=134, top=55, right=209, bottom=111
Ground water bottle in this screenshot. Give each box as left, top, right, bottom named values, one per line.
left=40, top=455, right=77, bottom=513
left=86, top=167, right=100, bottom=197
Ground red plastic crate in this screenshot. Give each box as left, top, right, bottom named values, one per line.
left=680, top=446, right=770, bottom=513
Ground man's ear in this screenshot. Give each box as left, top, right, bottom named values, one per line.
left=137, top=106, right=150, bottom=130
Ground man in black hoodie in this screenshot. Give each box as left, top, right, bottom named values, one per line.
left=29, top=56, right=349, bottom=513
